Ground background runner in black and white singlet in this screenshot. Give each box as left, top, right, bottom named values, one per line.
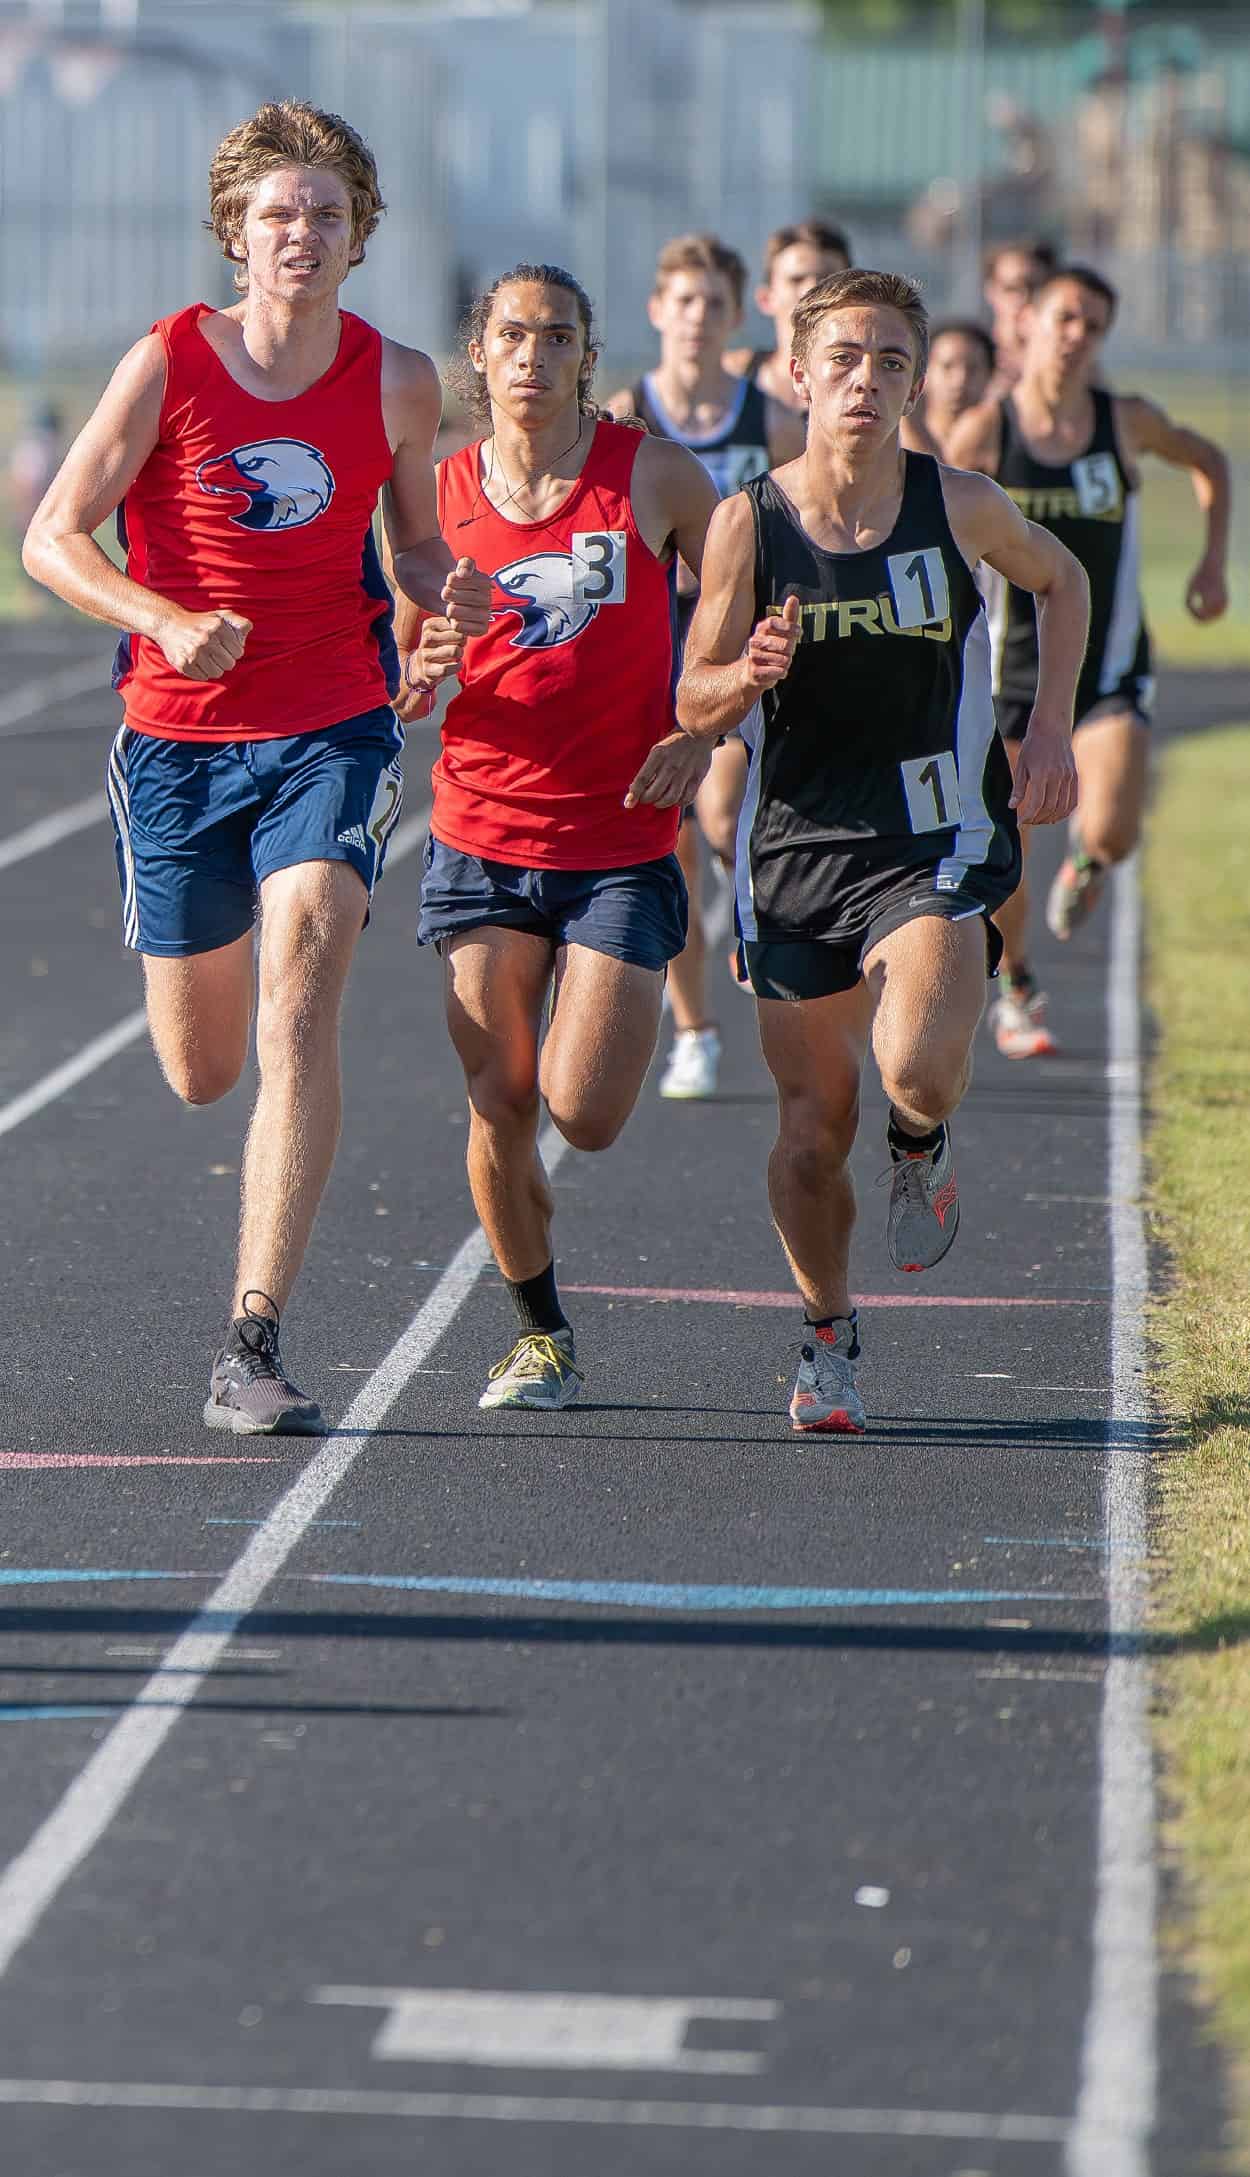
left=990, top=384, right=1152, bottom=738
left=630, top=371, right=772, bottom=501
left=736, top=452, right=1020, bottom=990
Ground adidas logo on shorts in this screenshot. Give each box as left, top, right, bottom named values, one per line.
left=336, top=822, right=369, bottom=854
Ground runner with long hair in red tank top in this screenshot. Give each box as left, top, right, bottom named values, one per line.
left=22, top=100, right=491, bottom=1435
left=397, top=264, right=720, bottom=1411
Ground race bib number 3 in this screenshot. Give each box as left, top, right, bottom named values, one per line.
left=886, top=546, right=950, bottom=629
left=572, top=530, right=627, bottom=605
left=1071, top=451, right=1122, bottom=518
left=900, top=749, right=960, bottom=834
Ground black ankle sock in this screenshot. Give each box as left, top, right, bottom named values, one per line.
left=803, top=1308, right=860, bottom=1358
left=888, top=1115, right=945, bottom=1161
left=506, top=1261, right=569, bottom=1336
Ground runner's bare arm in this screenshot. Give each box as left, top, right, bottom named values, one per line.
left=944, top=466, right=1087, bottom=826
left=623, top=439, right=722, bottom=809
left=20, top=335, right=252, bottom=680
left=675, top=493, right=796, bottom=742
left=943, top=398, right=1004, bottom=477
left=382, top=341, right=491, bottom=638
left=1117, top=393, right=1230, bottom=622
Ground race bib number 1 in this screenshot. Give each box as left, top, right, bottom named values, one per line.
left=572, top=530, right=627, bottom=605
left=900, top=749, right=960, bottom=834
left=886, top=545, right=950, bottom=629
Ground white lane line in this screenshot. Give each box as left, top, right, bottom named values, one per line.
left=0, top=792, right=108, bottom=875
left=0, top=2078, right=1071, bottom=2141
left=0, top=659, right=108, bottom=738
left=0, top=803, right=430, bottom=1149
left=1066, top=855, right=1156, bottom=2177
left=0, top=1115, right=569, bottom=1982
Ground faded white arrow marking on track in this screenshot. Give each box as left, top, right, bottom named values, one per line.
left=312, top=1987, right=779, bottom=2073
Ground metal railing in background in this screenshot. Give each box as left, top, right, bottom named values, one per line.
left=1, top=0, right=1248, bottom=382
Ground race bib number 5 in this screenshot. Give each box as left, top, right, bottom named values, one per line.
left=1071, top=451, right=1122, bottom=519
left=573, top=530, right=627, bottom=604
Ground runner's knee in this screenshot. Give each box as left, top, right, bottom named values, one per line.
left=466, top=1065, right=542, bottom=1135
left=777, top=1089, right=859, bottom=1175
left=159, top=1045, right=246, bottom=1107
left=1080, top=812, right=1138, bottom=865
left=881, top=1052, right=965, bottom=1124
left=546, top=1098, right=628, bottom=1154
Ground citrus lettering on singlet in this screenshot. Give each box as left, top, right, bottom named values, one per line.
left=786, top=596, right=952, bottom=645
left=1006, top=483, right=1120, bottom=525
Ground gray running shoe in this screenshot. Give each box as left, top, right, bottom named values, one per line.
left=479, top=1327, right=583, bottom=1411
left=789, top=1318, right=866, bottom=1435
left=204, top=1296, right=324, bottom=1436
left=1045, top=849, right=1107, bottom=941
left=886, top=1126, right=960, bottom=1273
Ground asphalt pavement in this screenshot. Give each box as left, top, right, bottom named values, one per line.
left=0, top=620, right=1234, bottom=2176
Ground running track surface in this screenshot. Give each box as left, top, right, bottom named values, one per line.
left=0, top=619, right=1237, bottom=2177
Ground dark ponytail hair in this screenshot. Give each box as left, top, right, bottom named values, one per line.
left=445, top=262, right=603, bottom=423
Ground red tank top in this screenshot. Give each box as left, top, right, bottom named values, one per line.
left=431, top=421, right=678, bottom=868
left=114, top=304, right=397, bottom=742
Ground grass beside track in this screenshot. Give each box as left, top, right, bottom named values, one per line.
left=1146, top=720, right=1250, bottom=2162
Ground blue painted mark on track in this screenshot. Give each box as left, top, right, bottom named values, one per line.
left=0, top=1568, right=1081, bottom=1611
left=0, top=1570, right=201, bottom=1585
left=0, top=1707, right=114, bottom=1722
left=308, top=1573, right=1066, bottom=1612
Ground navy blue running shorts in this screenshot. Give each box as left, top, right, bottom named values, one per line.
left=418, top=834, right=688, bottom=972
left=106, top=708, right=404, bottom=957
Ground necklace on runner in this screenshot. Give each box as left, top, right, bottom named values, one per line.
left=458, top=414, right=589, bottom=547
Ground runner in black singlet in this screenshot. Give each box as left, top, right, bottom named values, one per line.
left=724, top=218, right=852, bottom=415
left=912, top=319, right=994, bottom=459
left=610, top=233, right=804, bottom=1099
left=678, top=268, right=1087, bottom=1436
left=950, top=264, right=1229, bottom=1058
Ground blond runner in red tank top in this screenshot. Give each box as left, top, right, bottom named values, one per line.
left=22, top=101, right=491, bottom=1437
left=399, top=263, right=719, bottom=1413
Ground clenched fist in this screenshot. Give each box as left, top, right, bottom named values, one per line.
left=744, top=592, right=802, bottom=691
left=441, top=555, right=492, bottom=638
left=156, top=607, right=252, bottom=681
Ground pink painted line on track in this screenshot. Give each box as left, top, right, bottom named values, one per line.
left=564, top=1285, right=1092, bottom=1310
left=0, top=1455, right=285, bottom=1470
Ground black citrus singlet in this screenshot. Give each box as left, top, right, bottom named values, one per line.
left=989, top=387, right=1151, bottom=720
left=736, top=453, right=1018, bottom=941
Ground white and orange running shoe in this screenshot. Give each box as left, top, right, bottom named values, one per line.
left=886, top=1125, right=960, bottom=1273
left=990, top=976, right=1060, bottom=1060
left=789, top=1316, right=866, bottom=1435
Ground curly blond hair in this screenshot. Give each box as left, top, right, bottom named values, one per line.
left=207, top=100, right=385, bottom=290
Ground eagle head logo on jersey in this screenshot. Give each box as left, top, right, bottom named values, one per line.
left=196, top=438, right=336, bottom=532
left=493, top=552, right=596, bottom=649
